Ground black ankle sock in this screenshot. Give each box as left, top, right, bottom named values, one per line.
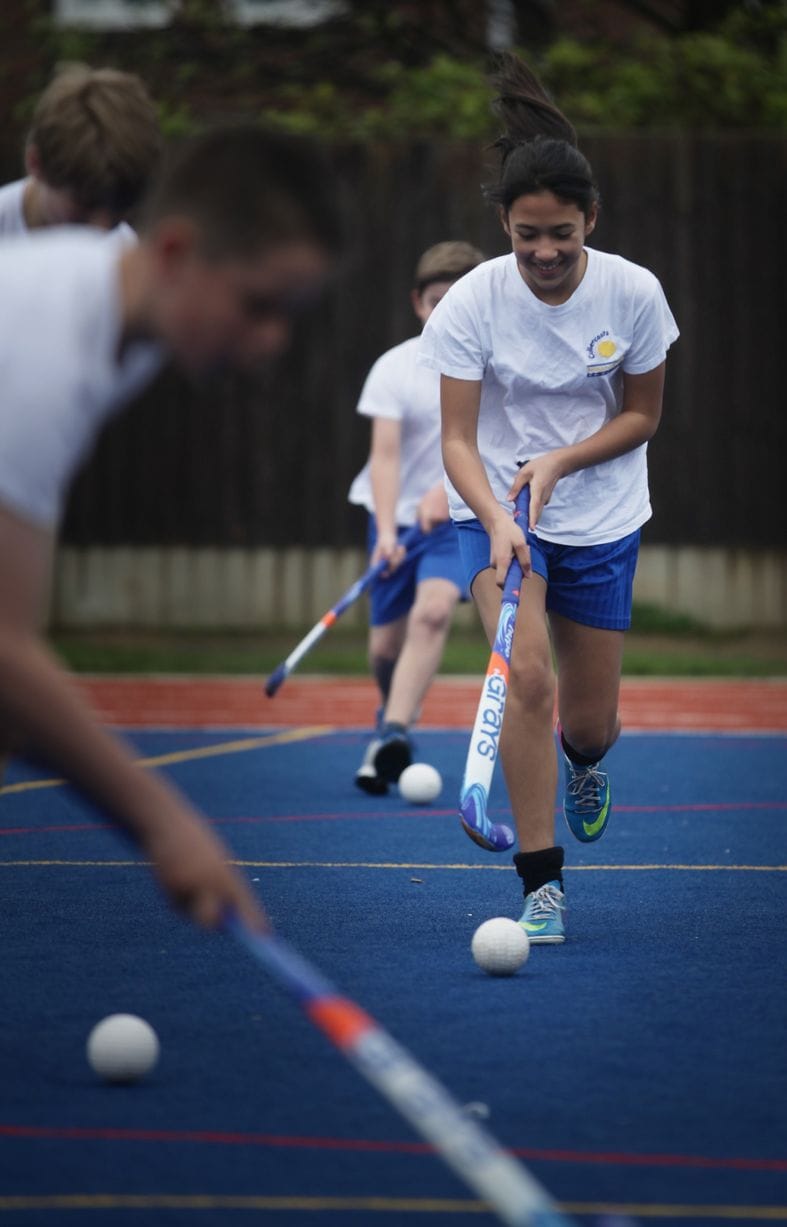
left=561, top=732, right=600, bottom=767
left=513, top=846, right=564, bottom=896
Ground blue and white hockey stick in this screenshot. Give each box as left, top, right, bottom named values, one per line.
left=227, top=911, right=575, bottom=1227
left=265, top=524, right=426, bottom=696
left=459, top=484, right=531, bottom=852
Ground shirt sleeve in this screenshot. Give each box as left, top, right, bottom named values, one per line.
left=0, top=304, right=78, bottom=528
left=417, top=286, right=486, bottom=381
left=356, top=348, right=407, bottom=421
left=623, top=273, right=680, bottom=374
left=0, top=386, right=74, bottom=528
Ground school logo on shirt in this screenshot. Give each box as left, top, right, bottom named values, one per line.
left=586, top=329, right=623, bottom=377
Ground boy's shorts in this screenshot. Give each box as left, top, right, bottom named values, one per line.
left=367, top=517, right=468, bottom=627
left=455, top=518, right=640, bottom=631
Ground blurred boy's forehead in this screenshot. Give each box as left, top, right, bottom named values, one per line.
left=212, top=240, right=331, bottom=310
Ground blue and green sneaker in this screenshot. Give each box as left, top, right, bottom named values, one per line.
left=518, top=881, right=566, bottom=944
left=563, top=755, right=611, bottom=843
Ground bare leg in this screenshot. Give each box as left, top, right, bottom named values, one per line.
left=384, top=579, right=460, bottom=726
left=549, top=613, right=624, bottom=758
left=471, top=569, right=556, bottom=852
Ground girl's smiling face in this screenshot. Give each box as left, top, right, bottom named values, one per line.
left=501, top=190, right=597, bottom=305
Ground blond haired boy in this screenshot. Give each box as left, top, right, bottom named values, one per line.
left=349, top=241, right=485, bottom=793
left=0, top=63, right=160, bottom=235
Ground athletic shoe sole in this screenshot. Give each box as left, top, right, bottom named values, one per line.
left=354, top=766, right=389, bottom=796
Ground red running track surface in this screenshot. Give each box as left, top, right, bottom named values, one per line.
left=73, top=675, right=787, bottom=732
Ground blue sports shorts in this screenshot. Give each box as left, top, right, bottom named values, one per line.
left=367, top=517, right=468, bottom=627
left=455, top=518, right=640, bottom=631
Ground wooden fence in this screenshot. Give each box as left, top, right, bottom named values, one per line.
left=51, top=134, right=786, bottom=552
left=1, top=136, right=784, bottom=627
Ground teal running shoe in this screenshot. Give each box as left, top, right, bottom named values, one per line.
left=518, top=881, right=565, bottom=944
left=563, top=754, right=611, bottom=843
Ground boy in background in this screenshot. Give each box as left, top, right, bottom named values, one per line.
left=349, top=241, right=485, bottom=794
left=0, top=63, right=160, bottom=235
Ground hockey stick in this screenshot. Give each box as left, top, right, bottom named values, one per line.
left=459, top=484, right=531, bottom=852
left=265, top=524, right=426, bottom=696
left=227, top=912, right=575, bottom=1227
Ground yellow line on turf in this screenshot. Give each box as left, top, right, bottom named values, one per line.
left=0, top=1195, right=782, bottom=1219
left=565, top=1207, right=787, bottom=1222
left=0, top=861, right=154, bottom=867
left=138, top=725, right=332, bottom=768
left=0, top=727, right=332, bottom=795
left=0, top=1195, right=487, bottom=1214
left=573, top=864, right=787, bottom=872
left=0, top=861, right=784, bottom=873
left=226, top=861, right=787, bottom=873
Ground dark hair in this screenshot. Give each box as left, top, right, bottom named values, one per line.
left=485, top=52, right=599, bottom=218
left=141, top=125, right=345, bottom=259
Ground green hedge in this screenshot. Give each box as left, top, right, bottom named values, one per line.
left=260, top=32, right=786, bottom=139
left=15, top=4, right=787, bottom=140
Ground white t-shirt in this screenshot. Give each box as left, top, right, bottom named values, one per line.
left=418, top=248, right=679, bottom=545
left=0, top=177, right=137, bottom=244
left=0, top=179, right=26, bottom=236
left=0, top=228, right=163, bottom=529
left=348, top=335, right=445, bottom=526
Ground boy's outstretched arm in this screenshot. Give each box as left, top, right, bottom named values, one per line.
left=0, top=506, right=266, bottom=932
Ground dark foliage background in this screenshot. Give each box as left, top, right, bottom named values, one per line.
left=2, top=1, right=784, bottom=549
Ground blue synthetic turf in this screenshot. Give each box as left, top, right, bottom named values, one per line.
left=1, top=729, right=785, bottom=1225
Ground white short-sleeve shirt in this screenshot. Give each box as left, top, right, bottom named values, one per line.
left=0, top=179, right=27, bottom=237
left=0, top=228, right=163, bottom=529
left=0, top=177, right=137, bottom=244
left=418, top=248, right=679, bottom=545
left=348, top=335, right=445, bottom=526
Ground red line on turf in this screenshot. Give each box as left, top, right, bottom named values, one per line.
left=0, top=811, right=434, bottom=837
left=1, top=800, right=784, bottom=839
left=610, top=801, right=787, bottom=812
left=0, top=823, right=111, bottom=836
left=0, top=1125, right=783, bottom=1171
left=203, top=802, right=787, bottom=820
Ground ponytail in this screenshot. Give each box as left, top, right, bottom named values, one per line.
left=491, top=52, right=577, bottom=148
left=485, top=52, right=598, bottom=219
